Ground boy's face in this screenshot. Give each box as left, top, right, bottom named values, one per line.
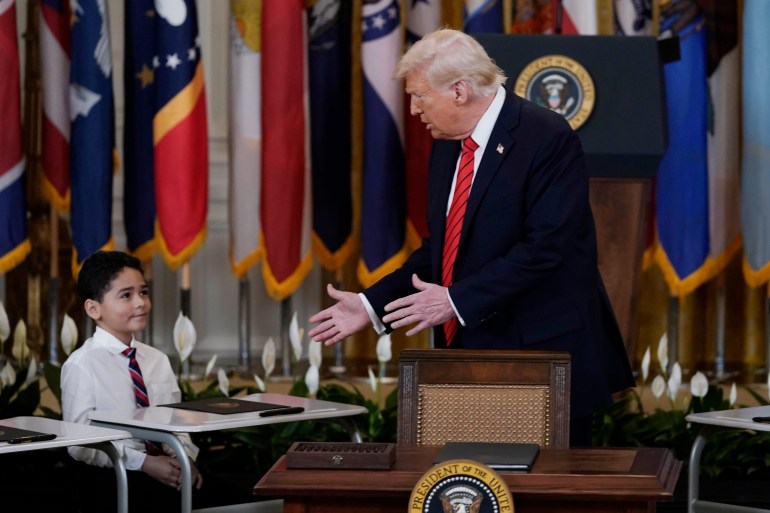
left=84, top=268, right=151, bottom=344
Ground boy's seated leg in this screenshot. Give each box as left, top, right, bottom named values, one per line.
left=74, top=460, right=181, bottom=513
left=73, top=460, right=258, bottom=512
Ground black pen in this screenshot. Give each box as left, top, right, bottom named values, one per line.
left=259, top=406, right=305, bottom=417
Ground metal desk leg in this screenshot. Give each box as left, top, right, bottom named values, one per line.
left=688, top=430, right=709, bottom=513
left=89, top=441, right=128, bottom=513
left=92, top=422, right=192, bottom=513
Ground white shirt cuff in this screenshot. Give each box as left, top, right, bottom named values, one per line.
left=447, top=288, right=465, bottom=327
left=359, top=293, right=387, bottom=334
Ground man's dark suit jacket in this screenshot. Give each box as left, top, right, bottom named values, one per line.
left=365, top=91, right=634, bottom=419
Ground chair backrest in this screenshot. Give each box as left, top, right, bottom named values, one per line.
left=397, top=349, right=571, bottom=449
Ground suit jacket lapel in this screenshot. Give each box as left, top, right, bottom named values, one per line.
left=461, top=93, right=521, bottom=245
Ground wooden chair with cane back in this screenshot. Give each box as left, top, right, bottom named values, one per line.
left=397, top=349, right=571, bottom=448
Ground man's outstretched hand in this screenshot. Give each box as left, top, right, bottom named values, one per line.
left=308, top=284, right=370, bottom=346
left=381, top=274, right=455, bottom=336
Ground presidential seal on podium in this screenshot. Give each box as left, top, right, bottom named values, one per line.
left=409, top=459, right=514, bottom=513
left=514, top=54, right=595, bottom=131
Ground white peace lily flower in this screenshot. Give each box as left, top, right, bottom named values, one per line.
left=1, top=361, right=16, bottom=388
left=308, top=341, right=322, bottom=369
left=376, top=333, right=392, bottom=363
left=305, top=365, right=320, bottom=396
left=217, top=368, right=230, bottom=397
left=12, top=320, right=29, bottom=365
left=667, top=362, right=682, bottom=401
left=173, top=312, right=196, bottom=363
left=204, top=354, right=218, bottom=379
left=689, top=371, right=708, bottom=398
left=289, top=312, right=303, bottom=361
left=25, top=357, right=38, bottom=386
left=60, top=313, right=78, bottom=356
left=729, top=382, right=737, bottom=407
left=0, top=301, right=10, bottom=342
left=262, top=338, right=276, bottom=377
left=651, top=375, right=666, bottom=399
left=254, top=374, right=265, bottom=392
left=657, top=333, right=669, bottom=372
left=641, top=346, right=651, bottom=382
left=367, top=366, right=377, bottom=394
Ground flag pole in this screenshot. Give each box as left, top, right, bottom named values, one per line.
left=281, top=296, right=292, bottom=376
left=765, top=284, right=770, bottom=378
left=180, top=262, right=191, bottom=376
left=666, top=295, right=678, bottom=373
left=47, top=203, right=59, bottom=364
left=714, top=273, right=726, bottom=379
left=238, top=277, right=251, bottom=372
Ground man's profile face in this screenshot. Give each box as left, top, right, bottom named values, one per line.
left=405, top=69, right=465, bottom=140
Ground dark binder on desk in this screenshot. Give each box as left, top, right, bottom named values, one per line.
left=0, top=425, right=57, bottom=444
left=161, top=397, right=302, bottom=416
left=434, top=442, right=540, bottom=471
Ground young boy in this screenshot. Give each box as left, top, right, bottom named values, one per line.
left=61, top=251, right=203, bottom=512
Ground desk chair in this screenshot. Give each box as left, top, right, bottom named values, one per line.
left=397, top=349, right=571, bottom=448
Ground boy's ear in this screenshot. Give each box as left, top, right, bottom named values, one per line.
left=84, top=299, right=101, bottom=321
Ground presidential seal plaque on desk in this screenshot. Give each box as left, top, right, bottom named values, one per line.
left=410, top=459, right=514, bottom=513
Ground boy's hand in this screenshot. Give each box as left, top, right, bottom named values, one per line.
left=141, top=455, right=182, bottom=488
left=187, top=459, right=204, bottom=491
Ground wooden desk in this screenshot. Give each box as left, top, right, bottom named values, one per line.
left=253, top=445, right=681, bottom=513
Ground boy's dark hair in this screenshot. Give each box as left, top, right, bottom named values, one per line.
left=77, top=251, right=144, bottom=303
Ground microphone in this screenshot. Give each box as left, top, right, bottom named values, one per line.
left=555, top=0, right=563, bottom=34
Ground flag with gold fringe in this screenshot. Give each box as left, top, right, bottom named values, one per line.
left=0, top=0, right=30, bottom=273
left=741, top=0, right=770, bottom=286
left=653, top=1, right=709, bottom=296
left=261, top=0, right=312, bottom=299
left=124, top=0, right=158, bottom=261
left=228, top=0, right=262, bottom=278
left=308, top=0, right=354, bottom=271
left=69, top=0, right=115, bottom=272
left=359, top=0, right=407, bottom=288
left=39, top=0, right=71, bottom=211
left=153, top=0, right=208, bottom=270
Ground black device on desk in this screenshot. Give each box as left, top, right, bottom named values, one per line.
left=0, top=426, right=57, bottom=444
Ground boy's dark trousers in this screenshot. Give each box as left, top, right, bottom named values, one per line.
left=72, top=460, right=257, bottom=513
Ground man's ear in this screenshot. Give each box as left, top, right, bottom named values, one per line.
left=453, top=80, right=470, bottom=104
left=84, top=299, right=101, bottom=321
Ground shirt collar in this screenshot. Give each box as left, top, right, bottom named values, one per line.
left=469, top=85, right=506, bottom=152
left=93, top=326, right=137, bottom=354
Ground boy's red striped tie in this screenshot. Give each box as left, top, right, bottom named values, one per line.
left=122, top=347, right=164, bottom=455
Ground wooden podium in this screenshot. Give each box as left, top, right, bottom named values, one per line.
left=253, top=445, right=681, bottom=512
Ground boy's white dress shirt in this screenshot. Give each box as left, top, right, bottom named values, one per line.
left=61, top=326, right=199, bottom=470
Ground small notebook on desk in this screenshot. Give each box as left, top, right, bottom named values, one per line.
left=0, top=425, right=57, bottom=444
left=161, top=397, right=302, bottom=416
left=434, top=442, right=540, bottom=471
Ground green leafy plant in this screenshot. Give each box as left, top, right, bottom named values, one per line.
left=593, top=341, right=770, bottom=478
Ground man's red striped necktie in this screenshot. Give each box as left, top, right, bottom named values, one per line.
left=441, top=136, right=478, bottom=345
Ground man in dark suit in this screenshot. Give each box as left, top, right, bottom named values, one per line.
left=309, top=28, right=634, bottom=446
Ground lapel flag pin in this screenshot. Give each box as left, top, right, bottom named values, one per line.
left=496, top=143, right=504, bottom=154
